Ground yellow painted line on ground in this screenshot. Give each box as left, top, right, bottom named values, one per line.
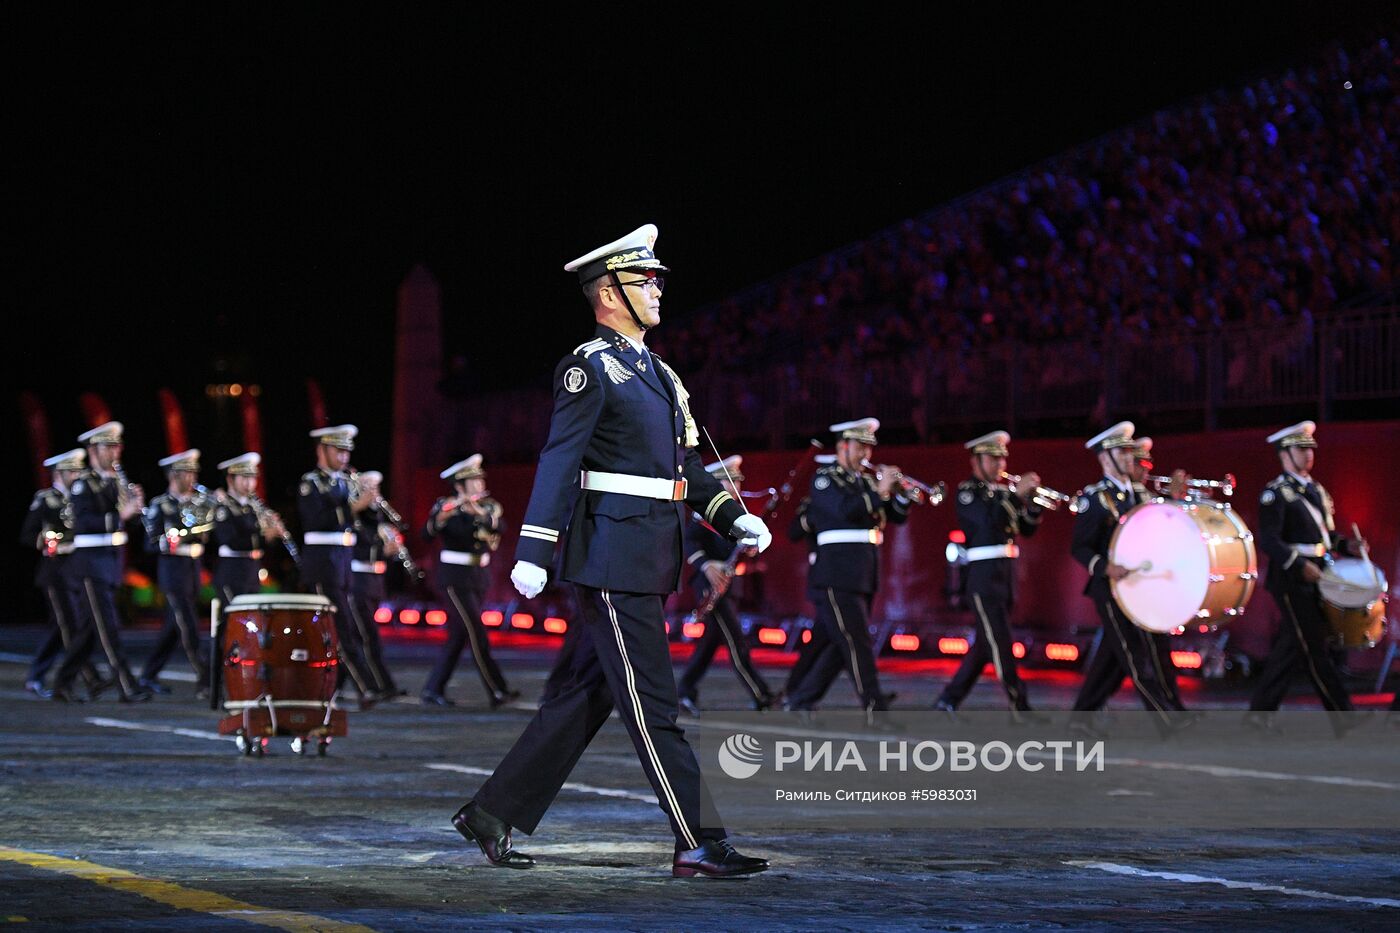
left=0, top=847, right=376, bottom=932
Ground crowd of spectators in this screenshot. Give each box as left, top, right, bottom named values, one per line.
left=650, top=36, right=1399, bottom=381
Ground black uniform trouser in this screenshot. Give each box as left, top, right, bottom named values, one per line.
left=423, top=583, right=511, bottom=700
left=56, top=571, right=141, bottom=696
left=213, top=558, right=262, bottom=605
left=301, top=546, right=376, bottom=696
left=474, top=586, right=725, bottom=848
left=142, top=557, right=208, bottom=682
left=28, top=576, right=99, bottom=686
left=786, top=588, right=886, bottom=710
left=1250, top=582, right=1353, bottom=712
left=1072, top=591, right=1180, bottom=727
left=677, top=586, right=771, bottom=706
left=349, top=571, right=397, bottom=694
left=939, top=591, right=1030, bottom=710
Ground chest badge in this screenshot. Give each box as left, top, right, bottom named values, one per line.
left=600, top=353, right=633, bottom=385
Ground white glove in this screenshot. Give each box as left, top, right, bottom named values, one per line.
left=511, top=560, right=548, bottom=599
left=730, top=514, right=772, bottom=554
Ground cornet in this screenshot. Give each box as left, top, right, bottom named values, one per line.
left=861, top=459, right=946, bottom=506
left=1146, top=472, right=1235, bottom=498
left=999, top=472, right=1076, bottom=511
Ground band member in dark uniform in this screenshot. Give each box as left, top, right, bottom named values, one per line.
left=933, top=431, right=1044, bottom=719
left=51, top=422, right=150, bottom=702
left=211, top=453, right=277, bottom=603
left=1248, top=421, right=1362, bottom=728
left=139, top=450, right=213, bottom=694
left=784, top=418, right=909, bottom=714
left=676, top=455, right=776, bottom=715
left=349, top=470, right=402, bottom=697
left=1068, top=422, right=1179, bottom=736
left=22, top=449, right=98, bottom=697
left=297, top=425, right=382, bottom=708
left=452, top=224, right=772, bottom=878
left=421, top=455, right=518, bottom=707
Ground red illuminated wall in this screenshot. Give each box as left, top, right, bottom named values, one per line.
left=406, top=421, right=1399, bottom=659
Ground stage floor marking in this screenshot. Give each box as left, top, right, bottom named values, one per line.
left=1067, top=860, right=1400, bottom=909
left=85, top=717, right=229, bottom=742
left=0, top=846, right=378, bottom=931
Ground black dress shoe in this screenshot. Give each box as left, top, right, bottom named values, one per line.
left=1009, top=708, right=1050, bottom=726
left=672, top=839, right=769, bottom=878
left=87, top=677, right=117, bottom=698
left=678, top=696, right=701, bottom=717
left=25, top=680, right=53, bottom=699
left=752, top=694, right=776, bottom=712
left=452, top=801, right=535, bottom=869
left=358, top=690, right=385, bottom=711
left=421, top=693, right=456, bottom=707
left=138, top=678, right=173, bottom=696
left=1242, top=711, right=1283, bottom=735
left=51, top=686, right=87, bottom=703
left=489, top=689, right=522, bottom=709
left=119, top=687, right=154, bottom=703
left=932, top=699, right=959, bottom=720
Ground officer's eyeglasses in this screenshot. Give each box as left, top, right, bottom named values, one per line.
left=610, top=276, right=665, bottom=295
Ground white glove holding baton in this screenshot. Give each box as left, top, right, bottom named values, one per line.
left=730, top=513, right=773, bottom=553
left=511, top=560, right=548, bottom=599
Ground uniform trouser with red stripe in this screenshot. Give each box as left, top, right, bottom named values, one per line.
left=1072, top=592, right=1181, bottom=728
left=677, top=586, right=772, bottom=706
left=473, top=586, right=725, bottom=848
left=938, top=592, right=1029, bottom=710
left=1250, top=582, right=1353, bottom=712
left=785, top=588, right=885, bottom=710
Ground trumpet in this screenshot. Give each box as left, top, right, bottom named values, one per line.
left=861, top=459, right=946, bottom=506
left=1146, top=472, right=1235, bottom=498
left=999, top=472, right=1077, bottom=511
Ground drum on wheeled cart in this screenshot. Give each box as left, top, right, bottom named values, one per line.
left=213, top=593, right=347, bottom=756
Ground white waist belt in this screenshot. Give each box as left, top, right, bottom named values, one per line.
left=219, top=546, right=264, bottom=559
left=816, top=529, right=884, bottom=546
left=441, top=550, right=490, bottom=566
left=163, top=543, right=204, bottom=558
left=580, top=470, right=687, bottom=501
left=352, top=560, right=387, bottom=574
left=304, top=531, right=355, bottom=547
left=73, top=532, right=128, bottom=548
left=1290, top=543, right=1328, bottom=558
left=966, top=543, right=1020, bottom=562
left=45, top=543, right=76, bottom=556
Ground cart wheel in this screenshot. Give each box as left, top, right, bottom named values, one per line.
left=290, top=736, right=307, bottom=756
left=235, top=733, right=252, bottom=756
left=316, top=737, right=330, bottom=757
left=251, top=736, right=267, bottom=758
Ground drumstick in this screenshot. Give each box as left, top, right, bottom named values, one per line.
left=1352, top=522, right=1381, bottom=589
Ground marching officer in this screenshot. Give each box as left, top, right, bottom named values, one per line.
left=933, top=431, right=1044, bottom=719
left=451, top=224, right=773, bottom=878
left=138, top=450, right=213, bottom=694
left=297, top=425, right=382, bottom=708
left=348, top=470, right=402, bottom=697
left=785, top=418, right=910, bottom=714
left=211, top=453, right=278, bottom=603
left=1248, top=421, right=1360, bottom=725
left=421, top=455, right=518, bottom=707
left=676, top=455, right=776, bottom=715
left=51, top=422, right=150, bottom=702
left=1068, top=422, right=1180, bottom=735
left=22, top=449, right=99, bottom=697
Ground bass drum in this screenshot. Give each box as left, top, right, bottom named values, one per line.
left=1109, top=499, right=1258, bottom=634
left=1319, top=557, right=1389, bottom=649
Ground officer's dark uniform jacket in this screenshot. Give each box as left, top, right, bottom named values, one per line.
left=804, top=463, right=910, bottom=595
left=68, top=470, right=128, bottom=585
left=353, top=505, right=390, bottom=578
left=22, top=486, right=74, bottom=587
left=212, top=494, right=264, bottom=597
left=1257, top=473, right=1345, bottom=592
left=144, top=491, right=214, bottom=558
left=1071, top=477, right=1148, bottom=596
left=956, top=477, right=1041, bottom=605
left=426, top=495, right=502, bottom=591
left=514, top=325, right=745, bottom=595
left=298, top=468, right=356, bottom=580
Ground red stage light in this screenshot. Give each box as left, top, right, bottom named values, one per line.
left=683, top=622, right=706, bottom=639
left=1045, top=643, right=1080, bottom=662
left=374, top=607, right=392, bottom=624
left=891, top=634, right=921, bottom=652
left=1171, top=650, right=1203, bottom=669
left=937, top=637, right=968, bottom=655
left=1012, top=641, right=1026, bottom=659
left=948, top=529, right=967, bottom=544
left=399, top=608, right=421, bottom=625
left=511, top=613, right=535, bottom=630
left=481, top=610, right=503, bottom=627
left=801, top=629, right=812, bottom=644
left=543, top=617, right=568, bottom=634
left=758, top=627, right=787, bottom=646
left=425, top=610, right=447, bottom=626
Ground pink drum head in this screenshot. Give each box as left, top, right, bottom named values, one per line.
left=1110, top=502, right=1211, bottom=634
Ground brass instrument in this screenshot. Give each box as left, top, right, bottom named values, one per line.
left=177, top=485, right=219, bottom=537
left=1146, top=472, right=1236, bottom=499
left=860, top=458, right=946, bottom=506
left=112, top=461, right=154, bottom=537
left=999, top=471, right=1077, bottom=511
left=249, top=494, right=302, bottom=567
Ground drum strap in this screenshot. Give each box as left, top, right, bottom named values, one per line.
left=1296, top=495, right=1332, bottom=551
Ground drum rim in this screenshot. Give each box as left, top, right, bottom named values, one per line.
left=225, top=593, right=335, bottom=610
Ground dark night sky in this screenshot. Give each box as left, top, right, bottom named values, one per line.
left=6, top=4, right=1397, bottom=576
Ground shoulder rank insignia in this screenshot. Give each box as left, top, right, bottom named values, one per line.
left=814, top=475, right=831, bottom=491
left=599, top=353, right=633, bottom=385
left=1260, top=490, right=1275, bottom=505
left=957, top=489, right=975, bottom=505
left=1280, top=485, right=1296, bottom=502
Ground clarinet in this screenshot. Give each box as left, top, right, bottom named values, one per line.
left=250, top=494, right=302, bottom=568
left=112, top=461, right=156, bottom=541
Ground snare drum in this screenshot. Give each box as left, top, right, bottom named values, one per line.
left=217, top=593, right=346, bottom=754
left=1109, top=500, right=1258, bottom=634
left=1319, top=557, right=1389, bottom=649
